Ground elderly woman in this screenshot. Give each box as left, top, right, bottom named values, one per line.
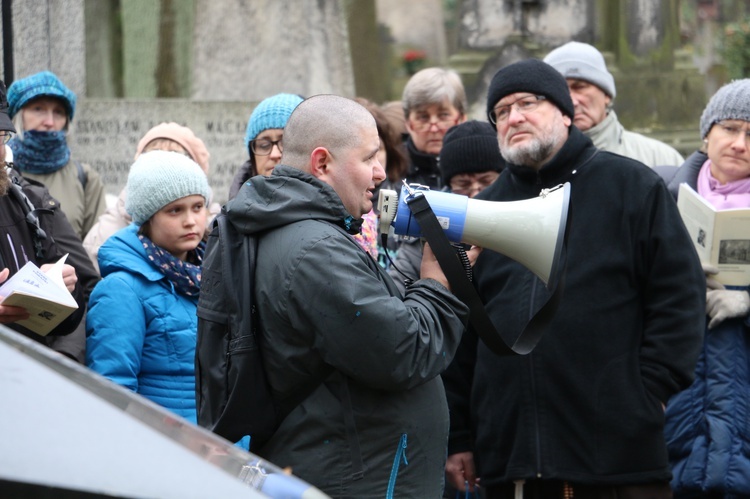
left=664, top=79, right=750, bottom=498
left=401, top=67, right=467, bottom=189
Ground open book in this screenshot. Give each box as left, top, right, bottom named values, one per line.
left=0, top=254, right=79, bottom=336
left=677, top=183, right=750, bottom=286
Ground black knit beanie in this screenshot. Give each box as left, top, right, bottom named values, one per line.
left=439, top=120, right=504, bottom=185
left=486, top=59, right=575, bottom=129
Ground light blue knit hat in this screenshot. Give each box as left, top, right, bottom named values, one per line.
left=244, top=93, right=304, bottom=149
left=7, top=71, right=77, bottom=120
left=700, top=79, right=750, bottom=138
left=125, top=150, right=211, bottom=226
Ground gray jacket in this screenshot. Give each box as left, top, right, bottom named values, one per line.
left=225, top=165, right=469, bottom=498
left=586, top=110, right=684, bottom=167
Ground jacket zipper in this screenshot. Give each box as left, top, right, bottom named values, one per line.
left=529, top=278, right=543, bottom=478
left=386, top=433, right=408, bottom=499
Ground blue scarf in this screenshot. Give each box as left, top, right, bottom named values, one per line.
left=138, top=234, right=205, bottom=297
left=8, top=130, right=70, bottom=174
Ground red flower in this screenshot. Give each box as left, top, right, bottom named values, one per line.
left=403, top=49, right=426, bottom=63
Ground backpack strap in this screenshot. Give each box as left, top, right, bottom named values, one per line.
left=7, top=173, right=49, bottom=260
left=74, top=160, right=87, bottom=190
left=218, top=214, right=333, bottom=440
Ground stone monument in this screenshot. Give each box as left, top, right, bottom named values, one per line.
left=2, top=0, right=358, bottom=207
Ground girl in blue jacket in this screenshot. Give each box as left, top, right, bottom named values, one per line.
left=86, top=150, right=210, bottom=423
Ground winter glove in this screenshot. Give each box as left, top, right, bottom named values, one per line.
left=706, top=289, right=750, bottom=329
left=702, top=263, right=725, bottom=291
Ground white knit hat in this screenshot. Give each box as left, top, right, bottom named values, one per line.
left=125, top=150, right=211, bottom=225
left=543, top=41, right=617, bottom=99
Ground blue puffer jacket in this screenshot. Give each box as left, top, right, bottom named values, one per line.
left=85, top=224, right=199, bottom=422
left=664, top=151, right=750, bottom=496
left=664, top=306, right=750, bottom=496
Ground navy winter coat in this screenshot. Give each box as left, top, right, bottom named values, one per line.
left=664, top=150, right=750, bottom=497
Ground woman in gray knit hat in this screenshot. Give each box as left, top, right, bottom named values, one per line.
left=664, top=78, right=750, bottom=498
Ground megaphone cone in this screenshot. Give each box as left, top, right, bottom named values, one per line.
left=378, top=183, right=570, bottom=289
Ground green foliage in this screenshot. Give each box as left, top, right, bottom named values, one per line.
left=722, top=19, right=750, bottom=79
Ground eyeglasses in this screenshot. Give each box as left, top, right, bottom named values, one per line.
left=489, top=95, right=547, bottom=125
left=713, top=121, right=750, bottom=144
left=449, top=173, right=500, bottom=197
left=250, top=138, right=283, bottom=156
left=0, top=131, right=13, bottom=144
left=409, top=112, right=460, bottom=132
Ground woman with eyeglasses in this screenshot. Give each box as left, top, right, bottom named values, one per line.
left=6, top=71, right=108, bottom=240
left=664, top=79, right=750, bottom=498
left=401, top=67, right=467, bottom=190
left=227, top=93, right=304, bottom=200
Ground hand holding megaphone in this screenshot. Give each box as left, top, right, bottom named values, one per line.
left=420, top=241, right=482, bottom=292
left=378, top=182, right=570, bottom=289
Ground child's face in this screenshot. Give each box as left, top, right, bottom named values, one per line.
left=147, top=194, right=207, bottom=261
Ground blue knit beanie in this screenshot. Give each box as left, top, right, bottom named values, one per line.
left=125, top=150, right=211, bottom=226
left=7, top=71, right=77, bottom=120
left=699, top=79, right=750, bottom=138
left=244, top=93, right=304, bottom=149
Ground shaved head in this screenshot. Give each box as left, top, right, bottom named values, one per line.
left=281, top=94, right=376, bottom=172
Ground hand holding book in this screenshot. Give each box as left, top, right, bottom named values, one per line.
left=0, top=254, right=79, bottom=336
left=677, top=184, right=750, bottom=287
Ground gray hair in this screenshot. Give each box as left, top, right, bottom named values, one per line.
left=281, top=95, right=376, bottom=171
left=401, top=67, right=467, bottom=116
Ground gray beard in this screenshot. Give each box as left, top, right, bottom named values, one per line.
left=500, top=137, right=556, bottom=168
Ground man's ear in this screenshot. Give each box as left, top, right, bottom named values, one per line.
left=310, top=146, right=331, bottom=179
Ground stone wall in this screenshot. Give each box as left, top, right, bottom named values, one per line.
left=68, top=100, right=251, bottom=207
left=451, top=0, right=705, bottom=147
left=376, top=0, right=447, bottom=64
left=191, top=0, right=355, bottom=101
left=1, top=0, right=711, bottom=192
left=2, top=0, right=86, bottom=95
left=3, top=0, right=360, bottom=209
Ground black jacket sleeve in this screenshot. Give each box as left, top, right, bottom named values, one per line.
left=442, top=323, right=478, bottom=455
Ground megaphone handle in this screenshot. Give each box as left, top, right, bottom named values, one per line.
left=407, top=194, right=546, bottom=356
left=453, top=244, right=473, bottom=282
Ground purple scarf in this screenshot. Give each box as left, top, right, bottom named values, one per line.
left=697, top=159, right=750, bottom=209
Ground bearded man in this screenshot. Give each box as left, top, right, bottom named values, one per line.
left=441, top=59, right=705, bottom=499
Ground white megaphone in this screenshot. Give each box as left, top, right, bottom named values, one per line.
left=378, top=182, right=571, bottom=289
